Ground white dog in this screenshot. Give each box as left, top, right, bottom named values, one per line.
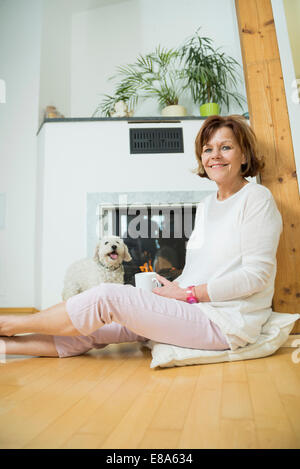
left=62, top=236, right=132, bottom=301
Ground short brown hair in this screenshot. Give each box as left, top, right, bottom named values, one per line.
left=194, top=115, right=264, bottom=178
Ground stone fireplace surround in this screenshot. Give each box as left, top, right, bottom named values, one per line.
left=36, top=117, right=217, bottom=309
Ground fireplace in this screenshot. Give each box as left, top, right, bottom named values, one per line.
left=86, top=191, right=213, bottom=286
left=98, top=202, right=197, bottom=284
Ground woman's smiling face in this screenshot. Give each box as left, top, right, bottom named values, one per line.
left=201, top=126, right=246, bottom=186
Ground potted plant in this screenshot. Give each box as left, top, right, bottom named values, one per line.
left=180, top=30, right=246, bottom=116
left=93, top=46, right=187, bottom=117
left=92, top=84, right=137, bottom=118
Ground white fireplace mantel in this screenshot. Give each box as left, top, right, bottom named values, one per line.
left=36, top=117, right=217, bottom=309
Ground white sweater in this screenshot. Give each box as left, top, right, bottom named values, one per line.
left=176, top=182, right=283, bottom=350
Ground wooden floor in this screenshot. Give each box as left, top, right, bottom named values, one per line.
left=0, top=343, right=299, bottom=449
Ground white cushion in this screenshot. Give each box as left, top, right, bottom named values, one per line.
left=147, top=312, right=300, bottom=369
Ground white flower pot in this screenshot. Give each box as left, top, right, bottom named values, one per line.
left=161, top=105, right=187, bottom=117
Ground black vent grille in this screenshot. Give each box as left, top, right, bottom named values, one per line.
left=130, top=128, right=184, bottom=154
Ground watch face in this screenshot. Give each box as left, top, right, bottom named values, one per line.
left=187, top=297, right=197, bottom=304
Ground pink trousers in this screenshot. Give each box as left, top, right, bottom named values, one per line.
left=53, top=283, right=229, bottom=358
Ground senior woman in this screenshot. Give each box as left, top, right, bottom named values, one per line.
left=0, top=115, right=282, bottom=358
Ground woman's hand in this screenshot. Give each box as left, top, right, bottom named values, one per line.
left=153, top=275, right=210, bottom=302
left=152, top=274, right=187, bottom=301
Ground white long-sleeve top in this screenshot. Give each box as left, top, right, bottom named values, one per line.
left=176, top=182, right=283, bottom=350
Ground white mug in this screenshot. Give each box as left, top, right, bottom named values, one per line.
left=135, top=272, right=160, bottom=292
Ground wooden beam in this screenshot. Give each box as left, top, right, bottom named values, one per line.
left=235, top=0, right=300, bottom=332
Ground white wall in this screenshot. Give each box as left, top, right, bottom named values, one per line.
left=0, top=0, right=43, bottom=307
left=283, top=0, right=300, bottom=78
left=38, top=0, right=120, bottom=124
left=38, top=0, right=72, bottom=124
left=71, top=0, right=247, bottom=117
left=272, top=0, right=300, bottom=194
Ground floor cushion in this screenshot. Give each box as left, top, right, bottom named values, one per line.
left=147, top=312, right=300, bottom=368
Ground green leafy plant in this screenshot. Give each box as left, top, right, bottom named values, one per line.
left=93, top=46, right=185, bottom=117
left=180, top=30, right=246, bottom=111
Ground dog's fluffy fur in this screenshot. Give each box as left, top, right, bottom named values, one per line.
left=62, top=236, right=132, bottom=301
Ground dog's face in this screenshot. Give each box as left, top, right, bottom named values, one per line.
left=94, top=236, right=132, bottom=268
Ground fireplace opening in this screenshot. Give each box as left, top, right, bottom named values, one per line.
left=98, top=203, right=197, bottom=285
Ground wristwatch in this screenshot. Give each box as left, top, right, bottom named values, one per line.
left=185, top=286, right=198, bottom=304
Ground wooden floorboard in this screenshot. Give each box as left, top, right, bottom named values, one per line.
left=0, top=344, right=299, bottom=449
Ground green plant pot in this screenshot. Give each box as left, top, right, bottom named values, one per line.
left=199, top=103, right=220, bottom=116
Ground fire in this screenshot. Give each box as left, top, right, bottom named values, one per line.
left=139, top=260, right=153, bottom=272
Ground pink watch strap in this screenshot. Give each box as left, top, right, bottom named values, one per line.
left=186, top=286, right=198, bottom=304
